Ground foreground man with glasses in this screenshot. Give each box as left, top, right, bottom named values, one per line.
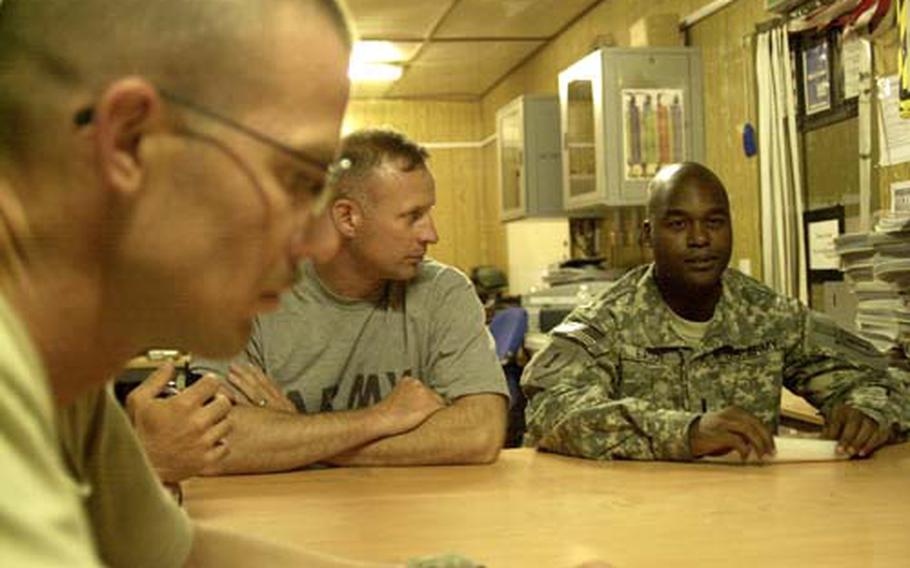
left=0, top=1, right=473, bottom=566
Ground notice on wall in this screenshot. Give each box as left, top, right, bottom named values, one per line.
left=622, top=89, right=685, bottom=181
left=807, top=218, right=841, bottom=271
left=842, top=36, right=864, bottom=100
left=877, top=75, right=910, bottom=166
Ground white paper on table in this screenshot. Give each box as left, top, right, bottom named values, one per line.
left=700, top=436, right=849, bottom=465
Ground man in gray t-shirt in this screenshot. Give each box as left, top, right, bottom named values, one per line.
left=193, top=128, right=509, bottom=472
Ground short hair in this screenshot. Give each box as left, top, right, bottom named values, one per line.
left=328, top=128, right=430, bottom=202
left=317, top=0, right=355, bottom=48
left=0, top=0, right=352, bottom=163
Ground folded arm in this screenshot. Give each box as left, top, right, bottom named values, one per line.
left=211, top=376, right=445, bottom=474
left=327, top=393, right=507, bottom=467
left=211, top=405, right=394, bottom=474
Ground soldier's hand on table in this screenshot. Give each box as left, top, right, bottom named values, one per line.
left=689, top=406, right=775, bottom=461
left=226, top=362, right=297, bottom=413
left=822, top=404, right=893, bottom=458
left=374, top=376, right=445, bottom=435
left=127, top=362, right=233, bottom=482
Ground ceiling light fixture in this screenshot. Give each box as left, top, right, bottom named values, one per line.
left=351, top=41, right=407, bottom=63
left=348, top=62, right=403, bottom=83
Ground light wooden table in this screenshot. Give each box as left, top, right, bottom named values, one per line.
left=185, top=445, right=910, bottom=567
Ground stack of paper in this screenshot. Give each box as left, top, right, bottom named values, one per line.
left=872, top=239, right=910, bottom=287
left=874, top=210, right=910, bottom=233
left=834, top=226, right=910, bottom=354
left=835, top=232, right=875, bottom=285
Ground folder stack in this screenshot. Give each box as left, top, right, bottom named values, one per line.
left=835, top=215, right=910, bottom=355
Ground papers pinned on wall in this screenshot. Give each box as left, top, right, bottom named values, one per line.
left=842, top=35, right=865, bottom=100
left=877, top=75, right=910, bottom=166
left=807, top=218, right=841, bottom=270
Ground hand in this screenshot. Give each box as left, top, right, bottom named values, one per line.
left=225, top=363, right=297, bottom=413
left=372, top=376, right=445, bottom=435
left=127, top=362, right=233, bottom=482
left=822, top=404, right=893, bottom=458
left=689, top=406, right=776, bottom=461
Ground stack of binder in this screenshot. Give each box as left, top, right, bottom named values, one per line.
left=835, top=212, right=910, bottom=355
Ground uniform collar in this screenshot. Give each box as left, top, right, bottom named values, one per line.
left=630, top=264, right=756, bottom=352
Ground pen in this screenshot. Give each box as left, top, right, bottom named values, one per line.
left=701, top=398, right=707, bottom=413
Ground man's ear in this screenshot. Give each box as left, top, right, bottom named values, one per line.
left=300, top=209, right=342, bottom=264
left=641, top=218, right=653, bottom=248
left=331, top=198, right=362, bottom=238
left=91, top=77, right=162, bottom=197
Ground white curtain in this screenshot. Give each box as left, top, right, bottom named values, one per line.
left=756, top=26, right=807, bottom=302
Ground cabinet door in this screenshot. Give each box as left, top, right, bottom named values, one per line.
left=559, top=52, right=603, bottom=209
left=498, top=103, right=525, bottom=220
left=603, top=50, right=702, bottom=206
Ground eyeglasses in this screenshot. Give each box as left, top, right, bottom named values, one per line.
left=73, top=87, right=345, bottom=211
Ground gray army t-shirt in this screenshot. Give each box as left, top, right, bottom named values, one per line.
left=194, top=259, right=508, bottom=413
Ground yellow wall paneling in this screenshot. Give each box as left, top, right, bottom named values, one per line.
left=349, top=0, right=896, bottom=290
left=343, top=100, right=507, bottom=275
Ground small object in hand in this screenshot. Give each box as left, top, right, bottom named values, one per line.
left=146, top=349, right=181, bottom=360
left=156, top=362, right=204, bottom=399
left=257, top=399, right=268, bottom=407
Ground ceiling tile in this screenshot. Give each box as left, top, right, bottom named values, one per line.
left=350, top=81, right=394, bottom=99
left=434, top=0, right=600, bottom=39
left=387, top=40, right=543, bottom=98
left=345, top=0, right=455, bottom=39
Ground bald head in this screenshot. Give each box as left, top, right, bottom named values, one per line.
left=644, top=162, right=733, bottom=310
left=0, top=0, right=352, bottom=163
left=647, top=162, right=729, bottom=223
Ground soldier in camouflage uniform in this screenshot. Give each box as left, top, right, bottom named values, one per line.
left=522, top=162, right=906, bottom=462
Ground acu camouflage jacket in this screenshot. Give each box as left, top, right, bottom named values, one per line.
left=522, top=264, right=904, bottom=461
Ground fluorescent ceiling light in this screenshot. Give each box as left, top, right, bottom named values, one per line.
left=352, top=41, right=408, bottom=63
left=348, top=62, right=403, bottom=83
